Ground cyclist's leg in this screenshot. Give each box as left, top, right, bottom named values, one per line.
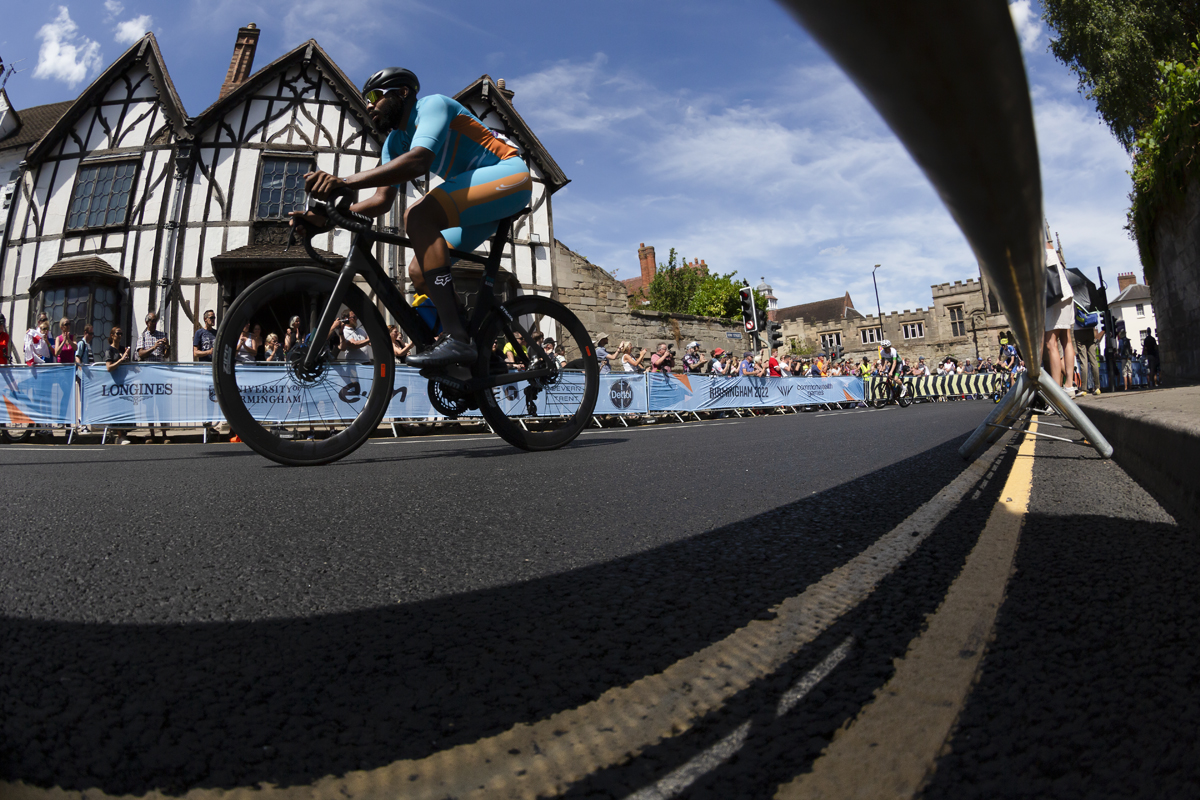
left=407, top=159, right=531, bottom=366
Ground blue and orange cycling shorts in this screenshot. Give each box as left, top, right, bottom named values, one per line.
left=429, top=157, right=532, bottom=254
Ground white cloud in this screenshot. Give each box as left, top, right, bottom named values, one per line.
left=114, top=14, right=153, bottom=45
left=819, top=245, right=848, bottom=257
left=104, top=0, right=124, bottom=19
left=32, top=7, right=102, bottom=89
left=1009, top=0, right=1043, bottom=54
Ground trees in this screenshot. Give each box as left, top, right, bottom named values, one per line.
left=1041, top=0, right=1200, bottom=150
left=642, top=248, right=767, bottom=320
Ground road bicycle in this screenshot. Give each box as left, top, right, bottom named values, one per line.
left=212, top=199, right=599, bottom=466
left=868, top=374, right=912, bottom=409
left=991, top=368, right=1014, bottom=403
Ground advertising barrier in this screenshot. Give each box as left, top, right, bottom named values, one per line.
left=648, top=372, right=864, bottom=411
left=0, top=365, right=77, bottom=425
left=897, top=374, right=1000, bottom=398
left=81, top=364, right=226, bottom=426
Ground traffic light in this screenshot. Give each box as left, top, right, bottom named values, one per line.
left=767, top=320, right=784, bottom=351
left=740, top=287, right=760, bottom=333
left=833, top=344, right=845, bottom=361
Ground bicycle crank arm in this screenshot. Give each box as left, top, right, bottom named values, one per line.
left=419, top=367, right=557, bottom=395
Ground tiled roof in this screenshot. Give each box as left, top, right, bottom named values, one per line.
left=776, top=292, right=855, bottom=325
left=1113, top=283, right=1151, bottom=304
left=0, top=100, right=74, bottom=153
left=211, top=242, right=340, bottom=263
left=29, top=256, right=123, bottom=291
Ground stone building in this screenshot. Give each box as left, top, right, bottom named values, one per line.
left=778, top=277, right=1013, bottom=363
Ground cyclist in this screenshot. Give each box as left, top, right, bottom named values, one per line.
left=290, top=67, right=533, bottom=367
left=998, top=342, right=1017, bottom=374
left=879, top=339, right=905, bottom=401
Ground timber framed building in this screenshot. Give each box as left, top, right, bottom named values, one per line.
left=0, top=25, right=568, bottom=358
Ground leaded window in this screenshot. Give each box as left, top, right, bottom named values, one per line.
left=36, top=283, right=123, bottom=345
left=257, top=158, right=311, bottom=219
left=67, top=161, right=138, bottom=229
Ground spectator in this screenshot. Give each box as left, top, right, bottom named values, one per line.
left=554, top=344, right=567, bottom=367
left=858, top=357, right=872, bottom=378
left=1044, top=258, right=1077, bottom=396
left=911, top=356, right=928, bottom=377
left=1118, top=329, right=1134, bottom=391
left=389, top=325, right=413, bottom=361
left=683, top=341, right=704, bottom=373
left=193, top=310, right=217, bottom=362
left=594, top=333, right=619, bottom=374
left=76, top=325, right=96, bottom=365
left=1143, top=333, right=1160, bottom=387
left=503, top=330, right=527, bottom=366
left=618, top=341, right=647, bottom=372
left=709, top=348, right=728, bottom=375
left=25, top=314, right=52, bottom=365
left=236, top=322, right=259, bottom=363
left=340, top=311, right=371, bottom=363
left=736, top=352, right=754, bottom=376
left=0, top=314, right=15, bottom=364
left=54, top=317, right=76, bottom=364
left=263, top=333, right=284, bottom=361
left=766, top=347, right=783, bottom=377
left=284, top=315, right=303, bottom=353
left=137, top=312, right=169, bottom=362
left=106, top=327, right=134, bottom=445
left=650, top=342, right=675, bottom=373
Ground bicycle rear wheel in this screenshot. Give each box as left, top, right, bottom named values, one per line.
left=213, top=267, right=393, bottom=466
left=472, top=295, right=599, bottom=451
left=869, top=379, right=888, bottom=409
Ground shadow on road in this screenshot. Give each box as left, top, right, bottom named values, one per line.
left=2, top=436, right=977, bottom=795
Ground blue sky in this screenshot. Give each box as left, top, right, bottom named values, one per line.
left=2, top=0, right=1138, bottom=314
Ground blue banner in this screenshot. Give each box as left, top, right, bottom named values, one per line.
left=81, top=364, right=227, bottom=425
left=0, top=365, right=77, bottom=425
left=648, top=373, right=864, bottom=411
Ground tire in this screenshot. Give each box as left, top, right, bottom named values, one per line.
left=869, top=379, right=888, bottom=409
left=1, top=423, right=34, bottom=443
left=212, top=267, right=393, bottom=466
left=473, top=295, right=599, bottom=451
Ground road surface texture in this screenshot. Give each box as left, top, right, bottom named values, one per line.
left=0, top=400, right=1193, bottom=798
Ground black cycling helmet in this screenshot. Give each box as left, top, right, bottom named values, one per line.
left=362, top=67, right=420, bottom=99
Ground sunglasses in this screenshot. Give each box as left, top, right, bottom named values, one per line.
left=364, top=88, right=402, bottom=105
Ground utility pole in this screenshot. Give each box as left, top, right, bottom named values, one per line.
left=872, top=264, right=884, bottom=342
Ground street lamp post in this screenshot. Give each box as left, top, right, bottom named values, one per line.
left=872, top=264, right=884, bottom=342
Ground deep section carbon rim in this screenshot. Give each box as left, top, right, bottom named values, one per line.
left=212, top=267, right=392, bottom=466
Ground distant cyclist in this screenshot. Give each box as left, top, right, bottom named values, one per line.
left=879, top=339, right=906, bottom=400
left=290, top=68, right=532, bottom=367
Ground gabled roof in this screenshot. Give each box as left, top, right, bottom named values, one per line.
left=1113, top=283, right=1151, bottom=304
left=25, top=33, right=186, bottom=166
left=0, top=94, right=73, bottom=154
left=777, top=292, right=856, bottom=325
left=190, top=39, right=379, bottom=145
left=454, top=75, right=569, bottom=193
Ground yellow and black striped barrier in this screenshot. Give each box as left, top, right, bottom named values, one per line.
left=865, top=374, right=1001, bottom=399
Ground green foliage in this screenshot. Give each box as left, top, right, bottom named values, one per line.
left=643, top=248, right=768, bottom=320
left=1042, top=0, right=1200, bottom=150
left=788, top=338, right=815, bottom=358
left=1127, top=45, right=1200, bottom=282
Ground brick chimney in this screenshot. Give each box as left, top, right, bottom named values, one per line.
left=219, top=23, right=260, bottom=101
left=1117, top=271, right=1137, bottom=292
left=637, top=243, right=656, bottom=288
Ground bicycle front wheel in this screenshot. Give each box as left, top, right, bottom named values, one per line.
left=869, top=379, right=888, bottom=409
left=472, top=295, right=599, bottom=451
left=213, top=267, right=393, bottom=466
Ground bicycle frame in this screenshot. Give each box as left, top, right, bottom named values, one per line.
left=297, top=213, right=555, bottom=390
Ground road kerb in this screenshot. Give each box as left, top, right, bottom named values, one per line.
left=775, top=418, right=1037, bottom=800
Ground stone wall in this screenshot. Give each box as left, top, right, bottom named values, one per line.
left=551, top=240, right=746, bottom=355
left=1149, top=177, right=1200, bottom=382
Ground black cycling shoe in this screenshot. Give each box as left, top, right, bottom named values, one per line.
left=407, top=335, right=476, bottom=368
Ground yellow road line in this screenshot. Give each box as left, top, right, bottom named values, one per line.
left=776, top=418, right=1038, bottom=800
left=3, top=433, right=1017, bottom=800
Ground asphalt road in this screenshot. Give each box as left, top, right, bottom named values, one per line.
left=0, top=400, right=1194, bottom=798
